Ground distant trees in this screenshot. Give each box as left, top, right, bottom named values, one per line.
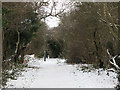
left=52, top=2, right=118, bottom=67
left=41, top=28, right=64, bottom=58
left=47, top=39, right=63, bottom=58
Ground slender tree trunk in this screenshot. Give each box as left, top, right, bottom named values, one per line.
left=44, top=19, right=46, bottom=61
left=15, top=30, right=20, bottom=55
left=13, top=30, right=20, bottom=63
left=93, top=28, right=103, bottom=68
left=20, top=48, right=25, bottom=63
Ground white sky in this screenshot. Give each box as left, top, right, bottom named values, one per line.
left=43, top=0, right=76, bottom=28
left=45, top=16, right=60, bottom=28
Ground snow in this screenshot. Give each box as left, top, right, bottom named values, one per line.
left=5, top=55, right=118, bottom=88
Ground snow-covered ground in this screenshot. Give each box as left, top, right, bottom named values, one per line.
left=6, top=55, right=118, bottom=88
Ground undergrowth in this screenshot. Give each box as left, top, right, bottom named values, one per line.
left=2, top=61, right=28, bottom=87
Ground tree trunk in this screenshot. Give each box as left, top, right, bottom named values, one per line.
left=20, top=48, right=25, bottom=63
left=93, top=28, right=103, bottom=68
left=14, top=48, right=20, bottom=63
left=13, top=30, right=20, bottom=63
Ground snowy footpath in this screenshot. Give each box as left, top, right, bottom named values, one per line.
left=6, top=55, right=118, bottom=88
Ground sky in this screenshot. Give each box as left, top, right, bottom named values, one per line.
left=45, top=16, right=60, bottom=28
left=43, top=0, right=76, bottom=29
